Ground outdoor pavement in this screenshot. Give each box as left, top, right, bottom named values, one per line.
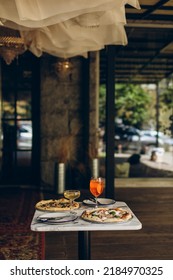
left=112, top=151, right=173, bottom=178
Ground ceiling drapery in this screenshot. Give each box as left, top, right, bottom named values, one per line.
left=0, top=0, right=140, bottom=58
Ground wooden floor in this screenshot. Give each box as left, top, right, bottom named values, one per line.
left=45, top=184, right=173, bottom=260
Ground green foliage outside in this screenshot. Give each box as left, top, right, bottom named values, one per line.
left=99, top=83, right=152, bottom=129
left=159, top=81, right=173, bottom=134
left=160, top=87, right=173, bottom=111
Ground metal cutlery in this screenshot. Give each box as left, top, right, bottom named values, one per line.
left=37, top=215, right=72, bottom=222
left=88, top=197, right=101, bottom=204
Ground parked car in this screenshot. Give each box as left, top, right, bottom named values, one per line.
left=17, top=124, right=32, bottom=149
left=139, top=130, right=164, bottom=147
left=114, top=126, right=171, bottom=152
left=115, top=125, right=140, bottom=141
left=114, top=125, right=141, bottom=151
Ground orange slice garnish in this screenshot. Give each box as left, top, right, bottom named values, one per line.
left=96, top=183, right=103, bottom=195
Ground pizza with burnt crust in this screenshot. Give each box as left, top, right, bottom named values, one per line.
left=35, top=198, right=80, bottom=211
left=81, top=207, right=132, bottom=223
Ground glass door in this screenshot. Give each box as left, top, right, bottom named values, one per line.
left=0, top=52, right=40, bottom=185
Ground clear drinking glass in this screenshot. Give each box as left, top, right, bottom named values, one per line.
left=64, top=190, right=80, bottom=208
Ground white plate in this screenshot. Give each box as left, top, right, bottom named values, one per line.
left=37, top=211, right=77, bottom=224
left=83, top=198, right=116, bottom=206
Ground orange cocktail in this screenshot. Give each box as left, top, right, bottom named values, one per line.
left=90, top=177, right=104, bottom=207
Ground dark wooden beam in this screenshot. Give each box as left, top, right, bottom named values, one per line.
left=141, top=0, right=172, bottom=19
left=105, top=46, right=116, bottom=199
left=81, top=56, right=90, bottom=188
left=156, top=83, right=160, bottom=147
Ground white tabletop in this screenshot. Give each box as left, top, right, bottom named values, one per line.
left=31, top=201, right=142, bottom=232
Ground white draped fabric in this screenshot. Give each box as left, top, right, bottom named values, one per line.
left=0, top=0, right=140, bottom=58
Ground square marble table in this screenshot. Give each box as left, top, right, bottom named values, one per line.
left=31, top=201, right=142, bottom=259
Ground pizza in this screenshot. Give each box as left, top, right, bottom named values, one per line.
left=81, top=207, right=132, bottom=223
left=35, top=198, right=80, bottom=211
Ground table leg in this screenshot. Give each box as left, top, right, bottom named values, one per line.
left=78, top=231, right=91, bottom=260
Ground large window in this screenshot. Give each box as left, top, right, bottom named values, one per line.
left=98, top=82, right=173, bottom=178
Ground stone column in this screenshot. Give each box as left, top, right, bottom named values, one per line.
left=40, top=53, right=99, bottom=191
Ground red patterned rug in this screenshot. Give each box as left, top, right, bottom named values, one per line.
left=0, top=187, right=45, bottom=260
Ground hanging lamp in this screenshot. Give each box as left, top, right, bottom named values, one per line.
left=0, top=26, right=26, bottom=65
